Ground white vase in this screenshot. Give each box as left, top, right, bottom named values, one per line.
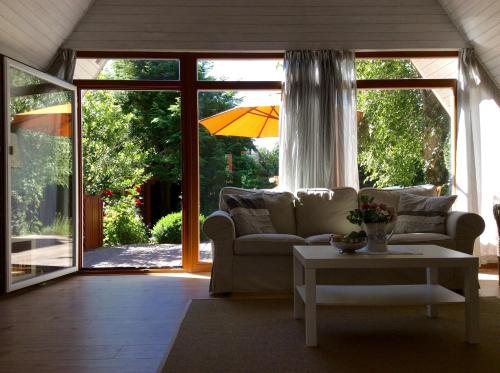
left=364, top=223, right=388, bottom=252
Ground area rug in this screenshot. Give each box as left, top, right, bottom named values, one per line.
left=162, top=297, right=500, bottom=373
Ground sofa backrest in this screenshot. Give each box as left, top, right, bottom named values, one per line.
left=219, top=187, right=297, bottom=235
left=358, top=184, right=438, bottom=232
left=358, top=184, right=438, bottom=211
left=295, top=187, right=359, bottom=237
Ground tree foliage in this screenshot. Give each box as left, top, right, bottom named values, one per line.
left=86, top=60, right=279, bottom=217
left=82, top=90, right=150, bottom=195
left=356, top=60, right=451, bottom=191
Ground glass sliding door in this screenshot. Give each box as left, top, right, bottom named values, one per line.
left=198, top=90, right=281, bottom=263
left=5, top=59, right=78, bottom=291
left=80, top=89, right=183, bottom=269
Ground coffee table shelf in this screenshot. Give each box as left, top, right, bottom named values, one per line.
left=296, top=284, right=465, bottom=306
left=293, top=244, right=479, bottom=347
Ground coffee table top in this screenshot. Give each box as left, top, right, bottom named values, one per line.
left=293, top=244, right=477, bottom=269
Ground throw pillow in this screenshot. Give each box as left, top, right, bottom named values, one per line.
left=296, top=188, right=359, bottom=237
left=393, top=193, right=457, bottom=234
left=223, top=194, right=277, bottom=237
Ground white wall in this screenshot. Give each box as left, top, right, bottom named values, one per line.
left=65, top=0, right=466, bottom=51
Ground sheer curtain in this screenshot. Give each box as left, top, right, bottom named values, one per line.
left=48, top=48, right=76, bottom=82
left=279, top=50, right=358, bottom=193
left=455, top=48, right=500, bottom=263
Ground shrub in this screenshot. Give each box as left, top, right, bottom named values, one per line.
left=152, top=212, right=206, bottom=244
left=103, top=196, right=149, bottom=246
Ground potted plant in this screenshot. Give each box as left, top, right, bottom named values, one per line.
left=347, top=195, right=397, bottom=252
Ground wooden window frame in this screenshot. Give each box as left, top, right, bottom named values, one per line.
left=74, top=51, right=458, bottom=274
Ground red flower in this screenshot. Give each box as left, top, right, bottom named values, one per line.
left=135, top=186, right=142, bottom=194
left=104, top=190, right=113, bottom=198
left=361, top=203, right=370, bottom=209
left=135, top=199, right=143, bottom=207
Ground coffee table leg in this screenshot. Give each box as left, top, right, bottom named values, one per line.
left=426, top=267, right=439, bottom=318
left=465, top=264, right=480, bottom=344
left=305, top=268, right=317, bottom=347
left=293, top=256, right=304, bottom=319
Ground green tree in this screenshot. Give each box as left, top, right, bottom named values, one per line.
left=82, top=90, right=149, bottom=195
left=356, top=60, right=450, bottom=191
left=85, top=59, right=279, bottom=219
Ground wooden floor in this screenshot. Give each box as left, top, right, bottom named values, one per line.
left=0, top=270, right=498, bottom=373
left=0, top=273, right=211, bottom=373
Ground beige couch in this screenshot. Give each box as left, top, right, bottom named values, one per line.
left=204, top=185, right=485, bottom=294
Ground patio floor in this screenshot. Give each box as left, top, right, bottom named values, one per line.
left=83, top=242, right=213, bottom=268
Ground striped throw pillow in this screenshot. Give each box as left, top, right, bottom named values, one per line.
left=393, top=193, right=457, bottom=234
left=223, top=194, right=277, bottom=237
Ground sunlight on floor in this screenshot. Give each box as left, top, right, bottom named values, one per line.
left=148, top=272, right=211, bottom=279
left=479, top=273, right=499, bottom=281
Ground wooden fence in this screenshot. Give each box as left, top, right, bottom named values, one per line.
left=83, top=195, right=103, bottom=251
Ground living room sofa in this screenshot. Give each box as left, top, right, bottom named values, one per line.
left=204, top=185, right=485, bottom=294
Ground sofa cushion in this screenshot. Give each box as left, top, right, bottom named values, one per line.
left=220, top=187, right=297, bottom=235
left=359, top=185, right=438, bottom=232
left=222, top=194, right=277, bottom=237
left=234, top=234, right=306, bottom=256
left=296, top=188, right=359, bottom=237
left=394, top=193, right=457, bottom=234
left=305, top=234, right=332, bottom=245
left=389, top=232, right=454, bottom=247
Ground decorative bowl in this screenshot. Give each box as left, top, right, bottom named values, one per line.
left=329, top=239, right=367, bottom=254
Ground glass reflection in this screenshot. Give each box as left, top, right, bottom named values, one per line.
left=9, top=66, right=75, bottom=285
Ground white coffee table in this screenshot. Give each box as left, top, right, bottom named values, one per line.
left=293, top=244, right=479, bottom=347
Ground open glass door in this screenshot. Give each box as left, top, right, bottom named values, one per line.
left=4, top=59, right=78, bottom=291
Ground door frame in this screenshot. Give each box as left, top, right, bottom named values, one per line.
left=3, top=58, right=79, bottom=292
left=75, top=52, right=283, bottom=273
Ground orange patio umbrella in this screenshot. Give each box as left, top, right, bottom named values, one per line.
left=11, top=103, right=73, bottom=137
left=199, top=105, right=363, bottom=138
left=199, top=105, right=280, bottom=138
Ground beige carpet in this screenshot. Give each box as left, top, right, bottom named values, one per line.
left=162, top=297, right=500, bottom=373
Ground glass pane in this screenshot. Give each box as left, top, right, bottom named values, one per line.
left=198, top=90, right=281, bottom=262
left=198, top=59, right=283, bottom=81
left=81, top=89, right=182, bottom=268
left=357, top=88, right=453, bottom=194
left=356, top=58, right=458, bottom=80
left=8, top=66, right=75, bottom=286
left=74, top=59, right=180, bottom=80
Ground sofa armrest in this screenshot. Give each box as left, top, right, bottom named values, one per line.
left=203, top=210, right=235, bottom=294
left=446, top=211, right=485, bottom=254
left=203, top=210, right=235, bottom=242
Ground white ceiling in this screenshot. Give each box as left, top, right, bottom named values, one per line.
left=64, top=0, right=466, bottom=51
left=0, top=0, right=499, bottom=91
left=439, top=0, right=500, bottom=88
left=0, top=0, right=94, bottom=70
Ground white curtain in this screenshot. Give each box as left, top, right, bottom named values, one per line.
left=455, top=48, right=500, bottom=263
left=279, top=50, right=358, bottom=193
left=48, top=48, right=76, bottom=82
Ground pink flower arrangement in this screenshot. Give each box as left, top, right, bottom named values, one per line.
left=348, top=196, right=396, bottom=225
